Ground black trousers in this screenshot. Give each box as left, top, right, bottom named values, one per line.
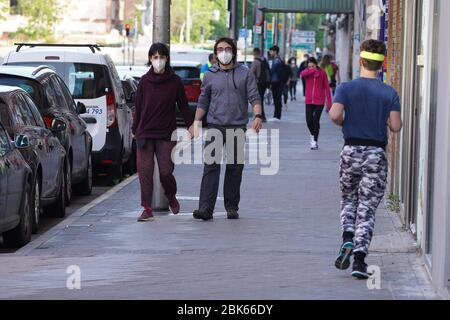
left=271, top=82, right=283, bottom=119
left=306, top=104, right=324, bottom=141
left=257, top=84, right=267, bottom=120
left=199, top=125, right=246, bottom=213
left=289, top=81, right=297, bottom=98
left=282, top=84, right=289, bottom=104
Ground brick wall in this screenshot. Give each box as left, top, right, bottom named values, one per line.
left=386, top=0, right=404, bottom=195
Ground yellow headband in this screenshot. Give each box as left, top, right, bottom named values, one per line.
left=360, top=51, right=385, bottom=62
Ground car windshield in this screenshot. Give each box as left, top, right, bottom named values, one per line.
left=173, top=67, right=200, bottom=79
left=7, top=62, right=111, bottom=99
left=0, top=75, right=44, bottom=108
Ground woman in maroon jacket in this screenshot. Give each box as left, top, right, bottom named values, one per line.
left=132, top=43, right=193, bottom=222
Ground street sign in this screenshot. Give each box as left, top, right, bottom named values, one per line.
left=291, top=30, right=316, bottom=51
left=297, top=31, right=316, bottom=37
left=254, top=25, right=262, bottom=34
left=292, top=43, right=315, bottom=51
left=295, top=37, right=316, bottom=44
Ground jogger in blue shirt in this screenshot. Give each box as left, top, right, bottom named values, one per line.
left=329, top=39, right=403, bottom=279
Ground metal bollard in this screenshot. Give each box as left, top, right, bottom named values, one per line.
left=151, top=155, right=169, bottom=211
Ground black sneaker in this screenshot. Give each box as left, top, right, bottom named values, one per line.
left=193, top=209, right=213, bottom=221
left=226, top=209, right=239, bottom=220
left=334, top=241, right=354, bottom=270
left=351, top=260, right=370, bottom=279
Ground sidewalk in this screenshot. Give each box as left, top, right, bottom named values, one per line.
left=0, top=94, right=439, bottom=299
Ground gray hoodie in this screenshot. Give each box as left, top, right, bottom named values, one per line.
left=197, top=63, right=261, bottom=126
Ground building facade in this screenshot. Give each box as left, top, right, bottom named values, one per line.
left=351, top=0, right=449, bottom=298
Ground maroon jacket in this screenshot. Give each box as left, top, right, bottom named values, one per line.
left=132, top=67, right=193, bottom=140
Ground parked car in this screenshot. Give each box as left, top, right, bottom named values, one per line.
left=120, top=74, right=137, bottom=175
left=0, top=65, right=93, bottom=202
left=0, top=86, right=67, bottom=233
left=170, top=48, right=211, bottom=66
left=0, top=121, right=34, bottom=247
left=116, top=65, right=149, bottom=82
left=3, top=44, right=134, bottom=184
left=171, top=60, right=204, bottom=127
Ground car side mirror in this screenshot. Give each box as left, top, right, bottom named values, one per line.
left=51, top=119, right=67, bottom=132
left=76, top=101, right=87, bottom=114
left=14, top=134, right=30, bottom=149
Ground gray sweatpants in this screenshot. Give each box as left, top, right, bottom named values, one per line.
left=340, top=145, right=388, bottom=255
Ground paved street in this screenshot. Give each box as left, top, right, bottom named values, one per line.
left=0, top=94, right=439, bottom=299
left=0, top=177, right=118, bottom=254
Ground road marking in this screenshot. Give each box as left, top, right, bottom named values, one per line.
left=176, top=196, right=224, bottom=201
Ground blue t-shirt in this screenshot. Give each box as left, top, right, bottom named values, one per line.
left=333, top=77, right=401, bottom=144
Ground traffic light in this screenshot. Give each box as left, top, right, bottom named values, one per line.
left=125, top=24, right=131, bottom=37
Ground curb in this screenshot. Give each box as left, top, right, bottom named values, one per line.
left=15, top=174, right=139, bottom=256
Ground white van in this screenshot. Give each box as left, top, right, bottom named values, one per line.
left=3, top=44, right=134, bottom=183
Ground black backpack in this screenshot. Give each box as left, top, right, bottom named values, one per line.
left=279, top=61, right=291, bottom=83
left=256, top=57, right=271, bottom=86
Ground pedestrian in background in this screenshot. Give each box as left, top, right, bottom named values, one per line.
left=288, top=57, right=299, bottom=101
left=189, top=37, right=263, bottom=221
left=298, top=53, right=309, bottom=97
left=330, top=39, right=402, bottom=279
left=200, top=53, right=217, bottom=80
left=300, top=57, right=332, bottom=150
left=251, top=48, right=271, bottom=122
left=267, top=45, right=284, bottom=121
left=320, top=54, right=340, bottom=95
left=133, top=42, right=194, bottom=222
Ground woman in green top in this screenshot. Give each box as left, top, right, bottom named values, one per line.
left=288, top=57, right=299, bottom=101
left=320, top=55, right=340, bottom=95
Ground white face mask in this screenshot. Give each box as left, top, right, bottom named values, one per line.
left=152, top=58, right=166, bottom=72
left=217, top=51, right=233, bottom=65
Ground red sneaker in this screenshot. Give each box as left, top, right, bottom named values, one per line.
left=137, top=208, right=154, bottom=222
left=169, top=197, right=180, bottom=215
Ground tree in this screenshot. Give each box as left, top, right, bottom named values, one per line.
left=171, top=0, right=227, bottom=45
left=15, top=0, right=62, bottom=40
left=0, top=0, right=8, bottom=21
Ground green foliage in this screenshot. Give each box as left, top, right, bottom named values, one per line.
left=0, top=0, right=8, bottom=21
left=171, top=0, right=227, bottom=44
left=386, top=193, right=401, bottom=213
left=14, top=0, right=62, bottom=40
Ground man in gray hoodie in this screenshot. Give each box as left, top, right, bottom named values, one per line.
left=188, top=37, right=263, bottom=220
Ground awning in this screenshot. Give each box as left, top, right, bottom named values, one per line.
left=257, top=0, right=355, bottom=14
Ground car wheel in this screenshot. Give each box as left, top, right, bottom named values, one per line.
left=44, top=162, right=66, bottom=218
left=3, top=180, right=33, bottom=248
left=74, top=151, right=93, bottom=196
left=31, top=177, right=41, bottom=234
left=65, top=158, right=72, bottom=206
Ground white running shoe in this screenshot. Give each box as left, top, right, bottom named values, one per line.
left=310, top=136, right=318, bottom=150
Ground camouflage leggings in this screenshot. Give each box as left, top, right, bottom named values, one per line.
left=340, top=145, right=387, bottom=255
